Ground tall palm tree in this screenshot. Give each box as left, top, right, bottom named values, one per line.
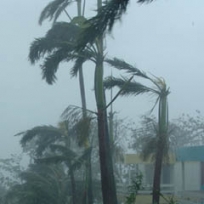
left=34, top=1, right=94, bottom=202
left=85, top=0, right=118, bottom=203
left=104, top=57, right=170, bottom=204
left=35, top=0, right=87, bottom=114
left=30, top=1, right=118, bottom=203
left=29, top=21, right=117, bottom=204
left=29, top=15, right=96, bottom=204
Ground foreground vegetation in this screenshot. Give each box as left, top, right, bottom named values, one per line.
left=0, top=111, right=203, bottom=203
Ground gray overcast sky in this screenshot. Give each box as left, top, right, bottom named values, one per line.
left=0, top=0, right=204, bottom=158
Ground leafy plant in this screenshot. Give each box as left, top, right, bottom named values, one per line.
left=125, top=172, right=144, bottom=204
left=160, top=193, right=179, bottom=204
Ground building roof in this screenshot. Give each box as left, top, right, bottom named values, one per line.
left=176, top=145, right=204, bottom=162
left=124, top=154, right=175, bottom=164
left=124, top=146, right=204, bottom=164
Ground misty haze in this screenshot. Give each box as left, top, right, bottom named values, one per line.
left=0, top=0, right=204, bottom=204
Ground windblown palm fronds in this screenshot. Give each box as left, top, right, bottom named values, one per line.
left=16, top=125, right=64, bottom=156
left=61, top=105, right=95, bottom=147
left=29, top=21, right=96, bottom=84
left=29, top=22, right=79, bottom=64
left=39, top=0, right=73, bottom=25
left=104, top=76, right=153, bottom=96
left=5, top=164, right=69, bottom=204
left=71, top=147, right=92, bottom=171
left=105, top=58, right=148, bottom=78
left=76, top=0, right=154, bottom=50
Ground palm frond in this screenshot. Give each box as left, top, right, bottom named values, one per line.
left=20, top=170, right=52, bottom=187
left=61, top=105, right=85, bottom=122
left=71, top=57, right=85, bottom=77
left=8, top=164, right=67, bottom=204
left=29, top=22, right=80, bottom=64
left=72, top=117, right=92, bottom=147
left=104, top=76, right=153, bottom=96
left=105, top=58, right=148, bottom=79
left=134, top=115, right=170, bottom=162
left=70, top=49, right=96, bottom=77
left=61, top=105, right=95, bottom=122
left=29, top=38, right=54, bottom=64
left=76, top=0, right=129, bottom=50
left=36, top=155, right=75, bottom=164
left=140, top=136, right=157, bottom=161
left=41, top=47, right=73, bottom=84
left=76, top=0, right=154, bottom=50
left=46, top=22, right=79, bottom=42
left=61, top=105, right=95, bottom=146
left=70, top=147, right=92, bottom=171
left=39, top=0, right=73, bottom=25
left=49, top=144, right=77, bottom=158
left=29, top=22, right=91, bottom=84
left=137, top=0, right=154, bottom=3
left=16, top=126, right=63, bottom=148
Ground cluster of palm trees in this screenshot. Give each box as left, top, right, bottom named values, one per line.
left=4, top=0, right=172, bottom=204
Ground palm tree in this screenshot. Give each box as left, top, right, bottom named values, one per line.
left=104, top=57, right=170, bottom=204
left=29, top=6, right=95, bottom=204
left=133, top=115, right=172, bottom=204
left=5, top=163, right=70, bottom=204
left=85, top=0, right=118, bottom=203
left=30, top=2, right=95, bottom=201
left=30, top=1, right=119, bottom=203
left=28, top=19, right=117, bottom=203
left=16, top=117, right=92, bottom=204
left=38, top=0, right=88, bottom=113
left=29, top=0, right=130, bottom=202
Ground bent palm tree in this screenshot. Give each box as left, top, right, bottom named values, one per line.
left=16, top=117, right=92, bottom=204
left=5, top=163, right=69, bottom=204
left=29, top=20, right=117, bottom=204
left=104, top=58, right=170, bottom=204
left=31, top=1, right=93, bottom=202
left=29, top=21, right=95, bottom=84
left=36, top=0, right=88, bottom=114
left=30, top=1, right=119, bottom=203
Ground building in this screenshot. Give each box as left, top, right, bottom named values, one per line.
left=124, top=146, right=204, bottom=195
left=124, top=153, right=175, bottom=194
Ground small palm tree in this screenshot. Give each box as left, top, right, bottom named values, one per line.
left=5, top=163, right=70, bottom=204
left=16, top=116, right=92, bottom=204
left=104, top=57, right=170, bottom=204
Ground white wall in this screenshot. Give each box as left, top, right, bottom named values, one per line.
left=184, top=162, right=200, bottom=191
left=174, top=162, right=183, bottom=192
left=174, top=161, right=201, bottom=192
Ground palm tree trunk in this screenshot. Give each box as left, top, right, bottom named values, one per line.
left=64, top=124, right=77, bottom=204
left=69, top=165, right=77, bottom=204
left=77, top=1, right=93, bottom=203
left=79, top=65, right=87, bottom=117
left=152, top=140, right=164, bottom=204
left=152, top=93, right=168, bottom=204
left=86, top=152, right=93, bottom=204
left=79, top=40, right=94, bottom=204
left=97, top=108, right=118, bottom=204
left=95, top=38, right=118, bottom=204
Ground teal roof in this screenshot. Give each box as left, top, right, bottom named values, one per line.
left=176, top=146, right=204, bottom=162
